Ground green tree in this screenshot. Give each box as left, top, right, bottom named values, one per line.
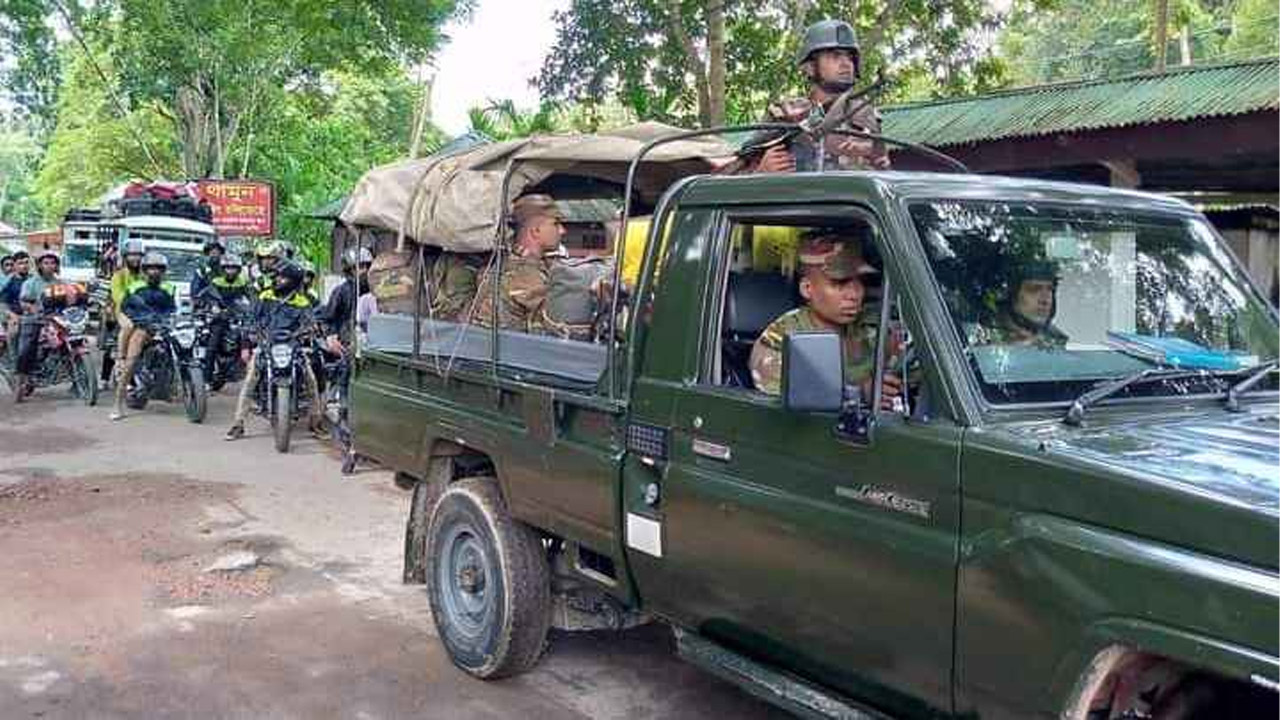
left=32, top=46, right=179, bottom=223
left=998, top=0, right=1268, bottom=86
left=245, top=66, right=431, bottom=265
left=538, top=0, right=1023, bottom=128
left=465, top=99, right=564, bottom=141
left=0, top=116, right=46, bottom=229
left=107, top=0, right=466, bottom=179
left=1222, top=0, right=1280, bottom=59
left=4, top=0, right=468, bottom=179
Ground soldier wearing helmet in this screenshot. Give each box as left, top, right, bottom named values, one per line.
left=747, top=19, right=889, bottom=174
left=111, top=252, right=177, bottom=419
left=971, top=259, right=1069, bottom=349
left=750, top=233, right=901, bottom=405
left=226, top=259, right=322, bottom=441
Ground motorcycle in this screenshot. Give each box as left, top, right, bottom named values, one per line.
left=125, top=315, right=208, bottom=423
left=0, top=305, right=98, bottom=405
left=253, top=325, right=318, bottom=453
left=196, top=296, right=251, bottom=391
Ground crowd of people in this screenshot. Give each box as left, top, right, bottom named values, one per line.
left=0, top=237, right=375, bottom=447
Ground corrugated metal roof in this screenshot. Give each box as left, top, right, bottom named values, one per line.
left=882, top=58, right=1279, bottom=148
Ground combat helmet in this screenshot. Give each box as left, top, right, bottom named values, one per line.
left=796, top=19, right=860, bottom=67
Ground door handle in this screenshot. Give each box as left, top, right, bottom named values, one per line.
left=692, top=438, right=732, bottom=462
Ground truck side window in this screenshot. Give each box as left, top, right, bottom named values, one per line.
left=707, top=216, right=888, bottom=402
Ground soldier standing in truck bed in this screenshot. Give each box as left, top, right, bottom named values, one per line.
left=744, top=19, right=890, bottom=174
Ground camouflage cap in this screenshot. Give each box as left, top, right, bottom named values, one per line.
left=798, top=235, right=878, bottom=280
left=510, top=194, right=565, bottom=228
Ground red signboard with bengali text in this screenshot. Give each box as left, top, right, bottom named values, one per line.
left=197, top=180, right=275, bottom=237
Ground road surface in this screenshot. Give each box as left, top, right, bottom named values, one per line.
left=0, top=383, right=784, bottom=720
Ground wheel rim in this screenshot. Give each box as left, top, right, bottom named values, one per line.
left=437, top=523, right=494, bottom=640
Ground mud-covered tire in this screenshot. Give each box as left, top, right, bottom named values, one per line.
left=72, top=354, right=99, bottom=407
left=425, top=478, right=550, bottom=679
left=184, top=367, right=207, bottom=423
left=272, top=384, right=292, bottom=453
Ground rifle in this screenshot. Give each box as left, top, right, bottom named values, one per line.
left=736, top=70, right=889, bottom=171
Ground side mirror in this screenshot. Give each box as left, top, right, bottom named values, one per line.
left=782, top=331, right=844, bottom=413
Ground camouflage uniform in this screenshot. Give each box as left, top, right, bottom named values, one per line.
left=474, top=194, right=584, bottom=337
left=969, top=311, right=1068, bottom=350
left=750, top=306, right=877, bottom=395
left=429, top=252, right=485, bottom=322
left=474, top=252, right=553, bottom=334
left=762, top=96, right=888, bottom=171
left=749, top=235, right=881, bottom=395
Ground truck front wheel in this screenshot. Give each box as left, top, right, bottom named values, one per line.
left=426, top=478, right=550, bottom=678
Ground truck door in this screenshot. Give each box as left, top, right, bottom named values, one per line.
left=623, top=207, right=961, bottom=717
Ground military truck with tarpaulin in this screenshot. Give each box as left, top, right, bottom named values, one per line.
left=348, top=121, right=1280, bottom=719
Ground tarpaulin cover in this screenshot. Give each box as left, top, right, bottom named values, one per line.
left=341, top=123, right=733, bottom=253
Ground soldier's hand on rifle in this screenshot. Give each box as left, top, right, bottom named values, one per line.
left=756, top=145, right=797, bottom=174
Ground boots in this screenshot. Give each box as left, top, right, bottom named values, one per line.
left=224, top=422, right=245, bottom=441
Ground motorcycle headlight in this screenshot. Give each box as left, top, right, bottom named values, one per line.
left=174, top=328, right=196, bottom=348
left=270, top=344, right=293, bottom=369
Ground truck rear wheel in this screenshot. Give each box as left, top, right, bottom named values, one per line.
left=426, top=478, right=550, bottom=679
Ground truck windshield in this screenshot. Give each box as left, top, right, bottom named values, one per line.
left=911, top=201, right=1278, bottom=405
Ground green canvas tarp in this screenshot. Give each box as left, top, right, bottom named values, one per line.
left=339, top=123, right=733, bottom=253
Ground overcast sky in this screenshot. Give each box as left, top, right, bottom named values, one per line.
left=431, top=0, right=568, bottom=135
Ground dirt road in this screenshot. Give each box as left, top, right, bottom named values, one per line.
left=0, top=387, right=782, bottom=719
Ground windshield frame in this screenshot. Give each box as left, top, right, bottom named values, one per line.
left=901, top=195, right=1279, bottom=418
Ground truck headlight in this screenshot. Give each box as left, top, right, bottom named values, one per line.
left=270, top=344, right=293, bottom=369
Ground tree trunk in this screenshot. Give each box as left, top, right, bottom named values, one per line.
left=1153, top=0, right=1169, bottom=72
left=706, top=0, right=726, bottom=126
left=1179, top=25, right=1192, bottom=65
left=662, top=0, right=712, bottom=127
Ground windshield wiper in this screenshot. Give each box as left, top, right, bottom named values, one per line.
left=1225, top=360, right=1279, bottom=413
left=1063, top=368, right=1205, bottom=426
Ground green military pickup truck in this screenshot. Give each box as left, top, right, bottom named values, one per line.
left=352, top=164, right=1278, bottom=719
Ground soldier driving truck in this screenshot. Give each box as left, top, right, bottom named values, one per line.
left=346, top=114, right=1278, bottom=720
